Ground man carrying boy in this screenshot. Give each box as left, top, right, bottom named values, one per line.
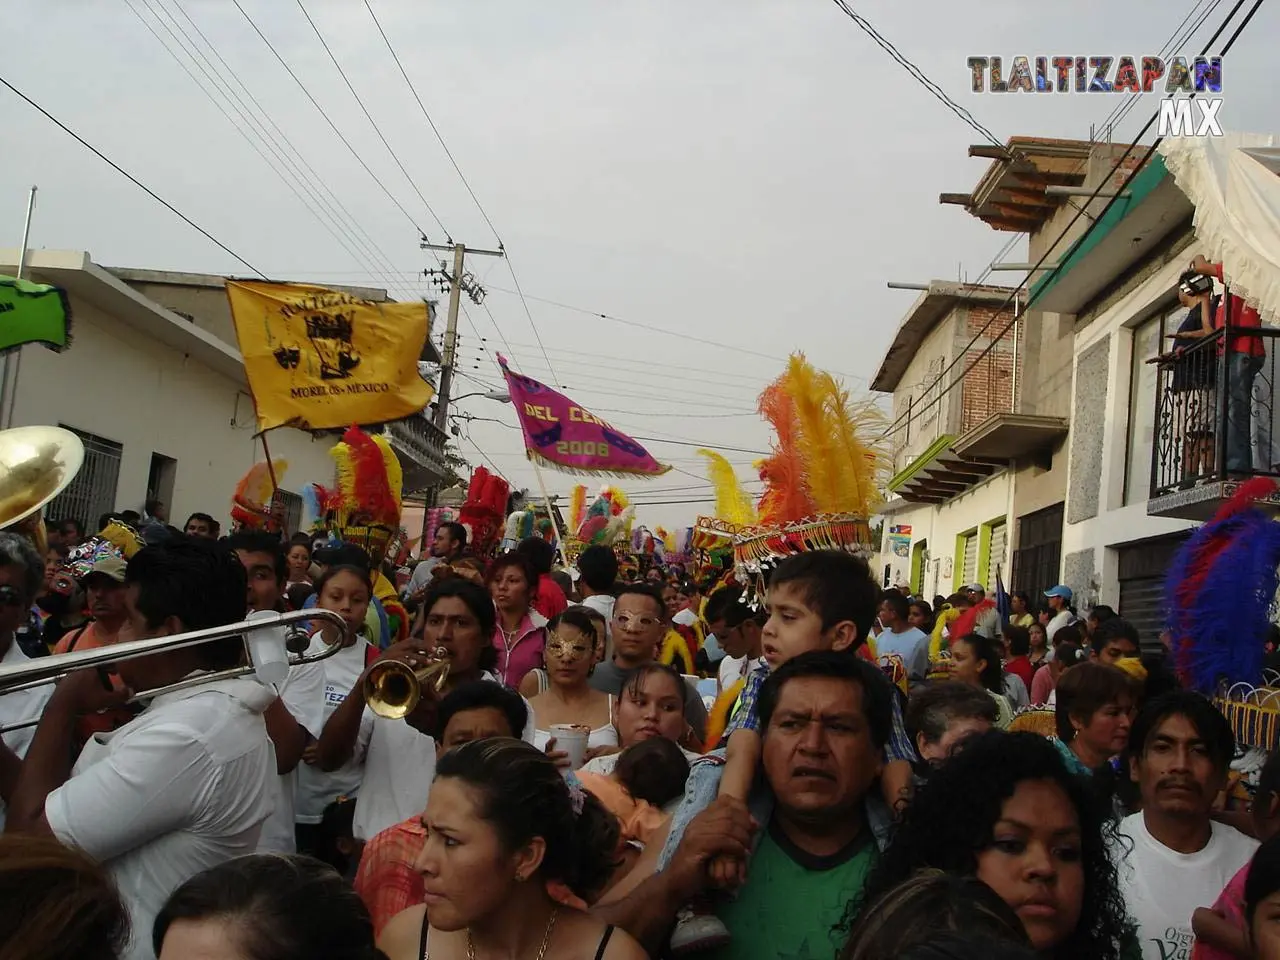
left=655, top=550, right=915, bottom=953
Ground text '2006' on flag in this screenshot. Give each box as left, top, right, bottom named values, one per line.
left=225, top=281, right=434, bottom=432
left=498, top=355, right=670, bottom=477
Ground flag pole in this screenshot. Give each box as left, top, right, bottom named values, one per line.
left=530, top=459, right=566, bottom=567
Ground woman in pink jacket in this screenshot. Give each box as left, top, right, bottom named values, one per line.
left=486, top=552, right=548, bottom=688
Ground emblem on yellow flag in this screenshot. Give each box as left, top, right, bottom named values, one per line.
left=226, top=281, right=434, bottom=431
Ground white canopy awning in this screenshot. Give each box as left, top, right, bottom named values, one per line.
left=1159, top=133, right=1280, bottom=325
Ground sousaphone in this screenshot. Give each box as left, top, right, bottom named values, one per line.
left=0, top=426, right=86, bottom=549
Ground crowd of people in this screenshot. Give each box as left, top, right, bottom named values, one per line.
left=4, top=510, right=1280, bottom=960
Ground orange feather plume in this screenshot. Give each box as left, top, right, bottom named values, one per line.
left=756, top=375, right=816, bottom=524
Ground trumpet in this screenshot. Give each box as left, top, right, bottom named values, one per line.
left=363, top=647, right=450, bottom=720
left=0, top=608, right=348, bottom=734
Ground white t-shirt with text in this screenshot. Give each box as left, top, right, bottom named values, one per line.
left=295, top=635, right=373, bottom=824
left=1114, top=811, right=1258, bottom=960
left=255, top=647, right=326, bottom=853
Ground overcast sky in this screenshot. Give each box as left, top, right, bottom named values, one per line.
left=3, top=0, right=1275, bottom=531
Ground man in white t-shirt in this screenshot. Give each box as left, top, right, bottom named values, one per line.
left=1044, top=584, right=1077, bottom=641
left=0, top=533, right=55, bottom=831
left=229, top=531, right=326, bottom=854
left=5, top=539, right=275, bottom=960
left=1114, top=690, right=1258, bottom=960
left=315, top=577, right=534, bottom=842
left=402, top=521, right=466, bottom=605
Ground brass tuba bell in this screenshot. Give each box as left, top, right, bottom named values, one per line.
left=363, top=647, right=450, bottom=719
left=0, top=426, right=85, bottom=532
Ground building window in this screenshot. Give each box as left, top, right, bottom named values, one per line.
left=1124, top=314, right=1166, bottom=504
left=48, top=426, right=123, bottom=531
left=274, top=489, right=303, bottom=537
left=1011, top=502, right=1064, bottom=600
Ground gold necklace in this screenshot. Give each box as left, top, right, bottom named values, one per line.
left=466, top=907, right=557, bottom=960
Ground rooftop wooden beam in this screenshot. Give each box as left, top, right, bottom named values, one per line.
left=940, top=193, right=973, bottom=206
left=969, top=144, right=1014, bottom=160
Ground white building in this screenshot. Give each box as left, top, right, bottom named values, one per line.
left=0, top=249, right=449, bottom=535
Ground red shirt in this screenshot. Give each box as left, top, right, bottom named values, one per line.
left=531, top=576, right=568, bottom=622
left=1005, top=654, right=1034, bottom=691
left=354, top=817, right=424, bottom=937
left=1211, top=263, right=1264, bottom=357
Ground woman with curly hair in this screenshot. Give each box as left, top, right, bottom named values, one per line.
left=844, top=731, right=1135, bottom=960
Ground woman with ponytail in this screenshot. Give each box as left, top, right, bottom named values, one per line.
left=378, top=738, right=646, bottom=960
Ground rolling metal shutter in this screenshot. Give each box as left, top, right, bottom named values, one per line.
left=987, top=522, right=1008, bottom=589
left=1117, top=534, right=1191, bottom=654
left=961, top=533, right=979, bottom=586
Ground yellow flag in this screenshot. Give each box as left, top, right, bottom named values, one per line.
left=226, top=281, right=434, bottom=431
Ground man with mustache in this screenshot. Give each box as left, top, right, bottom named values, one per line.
left=594, top=651, right=893, bottom=960
left=1114, top=691, right=1257, bottom=960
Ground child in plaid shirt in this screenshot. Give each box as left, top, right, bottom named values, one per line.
left=658, top=550, right=916, bottom=954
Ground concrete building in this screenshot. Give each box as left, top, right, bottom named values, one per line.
left=875, top=137, right=1161, bottom=609
left=0, top=249, right=449, bottom=536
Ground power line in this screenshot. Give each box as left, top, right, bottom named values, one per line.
left=293, top=0, right=449, bottom=240
left=125, top=0, right=416, bottom=301
left=880, top=0, right=1262, bottom=445
left=483, top=285, right=866, bottom=381
left=164, top=0, right=418, bottom=300
left=828, top=0, right=1001, bottom=147
left=356, top=0, right=560, bottom=383
left=0, top=73, right=265, bottom=277
left=360, top=0, right=499, bottom=243
left=229, top=0, right=432, bottom=242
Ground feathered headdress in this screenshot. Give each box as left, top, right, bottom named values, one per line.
left=231, top=459, right=289, bottom=532
left=1165, top=477, right=1280, bottom=693
left=568, top=484, right=587, bottom=534
left=762, top=353, right=887, bottom=521
left=456, top=466, right=510, bottom=557
left=316, top=425, right=403, bottom=563
left=697, top=449, right=757, bottom=526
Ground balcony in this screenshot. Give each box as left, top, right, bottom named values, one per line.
left=383, top=414, right=452, bottom=494
left=1148, top=326, right=1280, bottom=520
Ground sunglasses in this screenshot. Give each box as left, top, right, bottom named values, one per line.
left=0, top=585, right=25, bottom=608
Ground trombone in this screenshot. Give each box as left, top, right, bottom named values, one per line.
left=0, top=608, right=348, bottom=734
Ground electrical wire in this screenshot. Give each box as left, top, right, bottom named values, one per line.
left=828, top=0, right=1001, bottom=147
left=481, top=284, right=866, bottom=381
left=360, top=0, right=499, bottom=244
left=0, top=72, right=265, bottom=277
left=164, top=0, right=418, bottom=300
left=356, top=0, right=560, bottom=382
left=125, top=0, right=416, bottom=301
left=229, top=0, right=432, bottom=242
left=879, top=0, right=1262, bottom=445
left=293, top=0, right=449, bottom=240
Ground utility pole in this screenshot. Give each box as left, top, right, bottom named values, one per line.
left=1, top=186, right=37, bottom=429
left=421, top=240, right=504, bottom=432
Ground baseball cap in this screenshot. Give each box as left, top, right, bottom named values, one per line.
left=965, top=583, right=985, bottom=594
left=1044, top=584, right=1073, bottom=601
left=83, top=556, right=126, bottom=584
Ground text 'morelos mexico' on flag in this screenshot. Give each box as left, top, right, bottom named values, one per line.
left=498, top=355, right=671, bottom=477
left=226, top=281, right=434, bottom=432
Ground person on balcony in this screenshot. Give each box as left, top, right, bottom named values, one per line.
left=1152, top=272, right=1218, bottom=485
left=1190, top=255, right=1266, bottom=474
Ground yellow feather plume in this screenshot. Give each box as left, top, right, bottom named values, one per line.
left=819, top=374, right=887, bottom=518
left=697, top=449, right=758, bottom=526
left=787, top=355, right=840, bottom=514
left=375, top=434, right=403, bottom=514
left=568, top=484, right=587, bottom=532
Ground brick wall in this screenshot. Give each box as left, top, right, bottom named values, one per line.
left=957, top=303, right=1020, bottom=433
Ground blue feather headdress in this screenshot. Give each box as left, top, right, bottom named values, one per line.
left=1165, top=477, right=1280, bottom=693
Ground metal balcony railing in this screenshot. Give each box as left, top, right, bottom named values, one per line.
left=1150, top=324, right=1279, bottom=498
